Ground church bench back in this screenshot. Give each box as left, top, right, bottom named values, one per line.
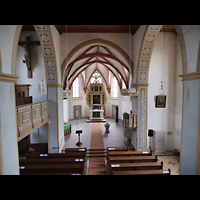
left=107, top=147, right=128, bottom=151
left=110, top=162, right=163, bottom=175
left=20, top=158, right=85, bottom=166
left=109, top=156, right=158, bottom=164
left=65, top=148, right=87, bottom=152
left=108, top=151, right=152, bottom=157
left=20, top=164, right=83, bottom=175
left=113, top=169, right=171, bottom=175
left=26, top=152, right=86, bottom=159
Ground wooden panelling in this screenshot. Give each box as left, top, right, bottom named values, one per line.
left=16, top=101, right=50, bottom=141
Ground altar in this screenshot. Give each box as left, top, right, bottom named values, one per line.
left=86, top=81, right=107, bottom=123
left=87, top=109, right=106, bottom=123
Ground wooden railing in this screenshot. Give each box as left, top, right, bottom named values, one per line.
left=16, top=101, right=50, bottom=141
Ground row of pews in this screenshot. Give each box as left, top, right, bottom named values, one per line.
left=19, top=148, right=87, bottom=175
left=107, top=147, right=171, bottom=175
left=19, top=147, right=171, bottom=175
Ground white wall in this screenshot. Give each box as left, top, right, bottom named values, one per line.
left=16, top=31, right=47, bottom=103
left=16, top=31, right=48, bottom=144
left=148, top=32, right=182, bottom=151
left=0, top=25, right=17, bottom=74
left=0, top=82, right=19, bottom=175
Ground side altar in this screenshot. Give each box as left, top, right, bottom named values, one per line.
left=86, top=82, right=107, bottom=123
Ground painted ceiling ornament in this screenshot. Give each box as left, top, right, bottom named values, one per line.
left=139, top=72, right=147, bottom=81
left=145, top=34, right=156, bottom=44
left=149, top=25, right=160, bottom=31
left=141, top=60, right=148, bottom=69
left=142, top=47, right=151, bottom=57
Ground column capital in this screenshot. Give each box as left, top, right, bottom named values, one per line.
left=0, top=73, right=19, bottom=83
left=179, top=72, right=200, bottom=81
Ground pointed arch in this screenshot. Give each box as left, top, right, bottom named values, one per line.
left=63, top=43, right=131, bottom=90
left=136, top=25, right=187, bottom=85
left=61, top=38, right=134, bottom=88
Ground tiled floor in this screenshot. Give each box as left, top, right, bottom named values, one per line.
left=63, top=117, right=180, bottom=175
left=153, top=152, right=180, bottom=175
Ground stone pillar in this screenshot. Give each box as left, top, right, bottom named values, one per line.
left=47, top=84, right=64, bottom=153
left=0, top=73, right=19, bottom=175
left=137, top=85, right=148, bottom=151
left=179, top=72, right=200, bottom=175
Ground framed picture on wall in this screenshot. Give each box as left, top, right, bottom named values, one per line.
left=155, top=95, right=166, bottom=108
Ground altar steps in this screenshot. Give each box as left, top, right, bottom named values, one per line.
left=87, top=149, right=107, bottom=157
left=87, top=118, right=106, bottom=123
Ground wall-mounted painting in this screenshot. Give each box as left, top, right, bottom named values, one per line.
left=155, top=95, right=166, bottom=108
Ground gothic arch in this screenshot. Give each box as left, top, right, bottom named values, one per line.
left=136, top=25, right=187, bottom=85
left=65, top=44, right=130, bottom=92
left=61, top=38, right=134, bottom=85
left=11, top=25, right=58, bottom=84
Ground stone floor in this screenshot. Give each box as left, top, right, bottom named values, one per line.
left=64, top=117, right=124, bottom=149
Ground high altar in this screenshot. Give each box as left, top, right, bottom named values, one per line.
left=86, top=83, right=107, bottom=123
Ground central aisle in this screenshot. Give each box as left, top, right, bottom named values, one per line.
left=90, top=122, right=104, bottom=149
left=88, top=122, right=107, bottom=175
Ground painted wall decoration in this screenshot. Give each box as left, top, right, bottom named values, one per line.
left=33, top=25, right=57, bottom=84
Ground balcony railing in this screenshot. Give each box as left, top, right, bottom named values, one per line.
left=16, top=101, right=50, bottom=141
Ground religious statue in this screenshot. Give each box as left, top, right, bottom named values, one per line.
left=18, top=36, right=40, bottom=78
left=104, top=123, right=110, bottom=134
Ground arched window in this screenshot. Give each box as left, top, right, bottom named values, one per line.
left=91, top=72, right=102, bottom=84
left=73, top=77, right=80, bottom=98
left=111, top=76, right=118, bottom=99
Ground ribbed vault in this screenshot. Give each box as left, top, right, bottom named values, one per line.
left=63, top=44, right=131, bottom=93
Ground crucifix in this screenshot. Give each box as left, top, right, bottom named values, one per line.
left=18, top=36, right=40, bottom=78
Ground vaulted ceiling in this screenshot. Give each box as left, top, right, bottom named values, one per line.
left=63, top=44, right=131, bottom=93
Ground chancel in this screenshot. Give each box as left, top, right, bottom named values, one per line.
left=1, top=25, right=200, bottom=175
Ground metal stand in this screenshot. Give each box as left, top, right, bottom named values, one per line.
left=76, top=130, right=82, bottom=147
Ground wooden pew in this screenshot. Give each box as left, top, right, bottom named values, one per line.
left=106, top=148, right=170, bottom=176
left=20, top=164, right=83, bottom=175
left=26, top=152, right=86, bottom=159
left=109, top=156, right=158, bottom=164
left=113, top=169, right=171, bottom=175
left=65, top=148, right=87, bottom=153
left=108, top=151, right=152, bottom=157
left=108, top=156, right=158, bottom=175
left=107, top=147, right=128, bottom=151
left=20, top=148, right=87, bottom=175
left=110, top=162, right=163, bottom=175
left=20, top=158, right=84, bottom=166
